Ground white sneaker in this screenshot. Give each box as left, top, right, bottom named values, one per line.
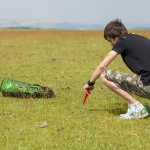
left=120, top=102, right=149, bottom=119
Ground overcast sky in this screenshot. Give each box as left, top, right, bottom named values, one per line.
left=1, top=0, right=150, bottom=27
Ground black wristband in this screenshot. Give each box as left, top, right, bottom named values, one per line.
left=87, top=80, right=95, bottom=86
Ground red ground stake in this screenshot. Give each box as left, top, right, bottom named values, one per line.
left=82, top=88, right=91, bottom=105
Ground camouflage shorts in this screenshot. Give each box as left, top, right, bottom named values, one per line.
left=102, top=70, right=150, bottom=99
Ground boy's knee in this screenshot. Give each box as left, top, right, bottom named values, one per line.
left=100, top=70, right=116, bottom=83
left=100, top=71, right=108, bottom=83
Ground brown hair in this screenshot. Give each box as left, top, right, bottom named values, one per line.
left=104, top=19, right=128, bottom=40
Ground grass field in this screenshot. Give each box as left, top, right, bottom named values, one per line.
left=0, top=29, right=150, bottom=150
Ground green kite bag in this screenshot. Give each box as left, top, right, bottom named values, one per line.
left=0, top=78, right=55, bottom=98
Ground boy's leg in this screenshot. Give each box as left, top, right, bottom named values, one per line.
left=100, top=70, right=149, bottom=119
left=100, top=73, right=137, bottom=104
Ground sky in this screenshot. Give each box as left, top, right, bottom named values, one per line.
left=1, top=0, right=150, bottom=27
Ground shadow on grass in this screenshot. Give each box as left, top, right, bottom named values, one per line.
left=88, top=109, right=102, bottom=112
left=88, top=103, right=150, bottom=118
left=108, top=108, right=126, bottom=116
left=145, top=104, right=150, bottom=112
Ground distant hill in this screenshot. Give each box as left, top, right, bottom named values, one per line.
left=0, top=19, right=150, bottom=30
left=0, top=19, right=103, bottom=30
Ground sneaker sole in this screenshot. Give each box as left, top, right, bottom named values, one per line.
left=120, top=113, right=149, bottom=119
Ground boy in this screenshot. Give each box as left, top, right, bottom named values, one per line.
left=83, top=19, right=150, bottom=119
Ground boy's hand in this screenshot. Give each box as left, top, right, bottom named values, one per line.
left=83, top=84, right=94, bottom=94
left=82, top=85, right=93, bottom=105
left=84, top=80, right=95, bottom=94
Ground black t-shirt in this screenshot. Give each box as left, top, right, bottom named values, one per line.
left=112, top=33, right=150, bottom=85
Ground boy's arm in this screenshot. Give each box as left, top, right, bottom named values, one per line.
left=84, top=50, right=118, bottom=91
left=90, top=50, right=118, bottom=82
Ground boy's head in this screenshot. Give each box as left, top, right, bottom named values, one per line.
left=104, top=19, right=128, bottom=41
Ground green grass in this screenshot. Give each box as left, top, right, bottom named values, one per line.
left=0, top=30, right=150, bottom=150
